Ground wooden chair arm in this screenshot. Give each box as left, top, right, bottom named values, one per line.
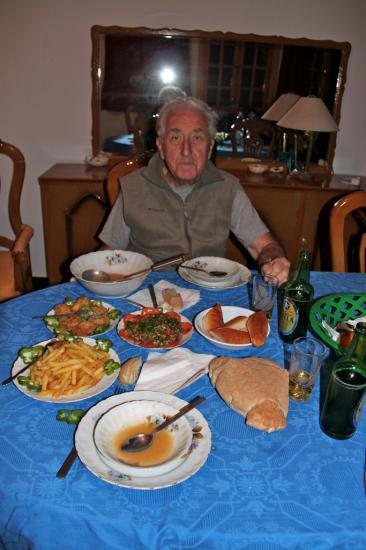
left=12, top=224, right=34, bottom=258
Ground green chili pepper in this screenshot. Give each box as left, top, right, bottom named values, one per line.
left=103, top=359, right=120, bottom=375
left=17, top=375, right=41, bottom=391
left=93, top=324, right=109, bottom=335
left=79, top=312, right=91, bottom=321
left=55, top=329, right=76, bottom=341
left=95, top=339, right=112, bottom=352
left=56, top=409, right=85, bottom=425
left=107, top=309, right=121, bottom=320
left=92, top=299, right=103, bottom=307
left=19, top=345, right=44, bottom=365
left=64, top=297, right=75, bottom=306
left=44, top=317, right=60, bottom=329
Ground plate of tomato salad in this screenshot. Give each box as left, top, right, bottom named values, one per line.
left=117, top=307, right=193, bottom=349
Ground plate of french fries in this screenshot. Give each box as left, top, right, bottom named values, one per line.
left=12, top=337, right=121, bottom=403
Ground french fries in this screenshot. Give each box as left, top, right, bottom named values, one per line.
left=27, top=341, right=111, bottom=398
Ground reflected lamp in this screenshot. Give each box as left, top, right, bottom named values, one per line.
left=262, top=93, right=300, bottom=153
left=277, top=96, right=338, bottom=178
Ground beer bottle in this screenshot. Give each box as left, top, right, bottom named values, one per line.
left=279, top=242, right=314, bottom=343
left=320, top=322, right=366, bottom=439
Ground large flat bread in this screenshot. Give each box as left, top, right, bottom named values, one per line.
left=208, top=356, right=289, bottom=432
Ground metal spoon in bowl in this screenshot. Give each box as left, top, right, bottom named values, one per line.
left=120, top=396, right=205, bottom=453
left=81, top=253, right=188, bottom=283
left=181, top=265, right=228, bottom=277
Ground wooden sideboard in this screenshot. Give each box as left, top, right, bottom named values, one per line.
left=39, top=161, right=358, bottom=284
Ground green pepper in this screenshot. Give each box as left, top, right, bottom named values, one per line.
left=44, top=317, right=60, bottom=329
left=55, top=329, right=76, bottom=341
left=64, top=297, right=75, bottom=306
left=107, top=308, right=121, bottom=320
left=17, top=375, right=41, bottom=392
left=79, top=311, right=92, bottom=321
left=93, top=324, right=109, bottom=334
left=103, top=358, right=120, bottom=375
left=56, top=409, right=85, bottom=425
left=95, top=338, right=112, bottom=352
left=18, top=345, right=44, bottom=365
left=92, top=299, right=103, bottom=307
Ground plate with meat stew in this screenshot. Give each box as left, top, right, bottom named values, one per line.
left=44, top=296, right=121, bottom=337
left=117, top=308, right=193, bottom=350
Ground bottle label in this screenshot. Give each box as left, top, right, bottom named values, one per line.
left=280, top=297, right=299, bottom=336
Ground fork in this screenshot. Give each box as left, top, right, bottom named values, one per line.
left=56, top=385, right=125, bottom=478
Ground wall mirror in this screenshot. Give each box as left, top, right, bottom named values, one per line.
left=91, top=26, right=351, bottom=168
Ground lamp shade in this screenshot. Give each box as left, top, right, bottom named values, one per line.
left=277, top=96, right=338, bottom=132
left=262, top=93, right=300, bottom=121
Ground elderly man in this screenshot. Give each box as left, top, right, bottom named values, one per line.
left=99, top=97, right=290, bottom=284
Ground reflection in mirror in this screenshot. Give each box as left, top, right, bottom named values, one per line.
left=91, top=26, right=350, bottom=169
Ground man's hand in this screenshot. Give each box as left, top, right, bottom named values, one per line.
left=248, top=232, right=290, bottom=286
left=260, top=256, right=290, bottom=286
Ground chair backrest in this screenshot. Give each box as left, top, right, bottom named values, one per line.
left=0, top=139, right=33, bottom=299
left=230, top=118, right=275, bottom=158
left=106, top=151, right=154, bottom=207
left=330, top=190, right=366, bottom=272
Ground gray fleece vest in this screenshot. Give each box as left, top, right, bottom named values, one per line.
left=121, top=154, right=239, bottom=262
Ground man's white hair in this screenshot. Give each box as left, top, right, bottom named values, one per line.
left=156, top=97, right=218, bottom=139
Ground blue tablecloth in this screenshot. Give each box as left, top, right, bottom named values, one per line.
left=0, top=271, right=365, bottom=549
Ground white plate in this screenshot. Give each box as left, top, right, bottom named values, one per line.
left=117, top=311, right=193, bottom=350
left=181, top=257, right=239, bottom=284
left=75, top=390, right=211, bottom=490
left=179, top=262, right=251, bottom=290
left=12, top=337, right=120, bottom=403
left=45, top=300, right=121, bottom=337
left=194, top=305, right=270, bottom=350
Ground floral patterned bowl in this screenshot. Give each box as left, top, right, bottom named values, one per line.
left=93, top=400, right=193, bottom=477
left=70, top=250, right=152, bottom=297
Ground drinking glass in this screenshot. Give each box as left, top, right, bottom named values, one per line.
left=288, top=336, right=327, bottom=401
left=251, top=274, right=279, bottom=318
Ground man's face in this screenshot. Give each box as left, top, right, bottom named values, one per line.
left=156, top=109, right=214, bottom=185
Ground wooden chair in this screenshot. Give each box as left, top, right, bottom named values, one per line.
left=230, top=118, right=275, bottom=158
left=106, top=151, right=154, bottom=206
left=330, top=190, right=366, bottom=272
left=0, top=140, right=34, bottom=301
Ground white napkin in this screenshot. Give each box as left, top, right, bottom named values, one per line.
left=128, top=279, right=200, bottom=312
left=134, top=348, right=215, bottom=394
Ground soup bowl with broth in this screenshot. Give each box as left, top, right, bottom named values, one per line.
left=93, top=400, right=193, bottom=477
left=70, top=250, right=152, bottom=298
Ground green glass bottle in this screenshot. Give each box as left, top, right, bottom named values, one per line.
left=320, top=322, right=366, bottom=439
left=279, top=243, right=314, bottom=343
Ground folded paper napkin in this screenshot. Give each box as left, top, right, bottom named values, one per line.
left=134, top=348, right=214, bottom=394
left=128, top=279, right=200, bottom=312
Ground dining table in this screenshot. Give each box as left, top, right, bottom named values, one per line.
left=0, top=270, right=365, bottom=550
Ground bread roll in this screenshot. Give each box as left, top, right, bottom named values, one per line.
left=223, top=315, right=248, bottom=330
left=202, top=304, right=224, bottom=331
left=118, top=356, right=142, bottom=385
left=208, top=356, right=289, bottom=432
left=209, top=327, right=251, bottom=344
left=247, top=311, right=269, bottom=347
left=161, top=288, right=183, bottom=309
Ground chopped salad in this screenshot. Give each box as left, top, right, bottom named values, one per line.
left=118, top=307, right=192, bottom=348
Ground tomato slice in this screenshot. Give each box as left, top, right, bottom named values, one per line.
left=181, top=322, right=192, bottom=333
left=140, top=307, right=161, bottom=316
left=123, top=313, right=139, bottom=323
left=166, top=311, right=181, bottom=320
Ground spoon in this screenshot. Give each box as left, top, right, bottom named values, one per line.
left=120, top=396, right=205, bottom=453
left=82, top=253, right=188, bottom=283
left=181, top=265, right=228, bottom=277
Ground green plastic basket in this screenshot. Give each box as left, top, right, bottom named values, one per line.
left=310, top=292, right=366, bottom=352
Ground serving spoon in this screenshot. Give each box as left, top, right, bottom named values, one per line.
left=120, top=396, right=205, bottom=453
left=181, top=265, right=228, bottom=277
left=81, top=253, right=188, bottom=283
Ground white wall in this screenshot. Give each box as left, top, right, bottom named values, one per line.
left=1, top=0, right=365, bottom=277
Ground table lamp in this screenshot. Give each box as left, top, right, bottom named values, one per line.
left=262, top=93, right=300, bottom=153
left=277, top=96, right=338, bottom=179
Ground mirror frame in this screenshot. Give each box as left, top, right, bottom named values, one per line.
left=91, top=25, right=351, bottom=167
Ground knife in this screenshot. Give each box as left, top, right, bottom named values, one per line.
left=148, top=284, right=158, bottom=308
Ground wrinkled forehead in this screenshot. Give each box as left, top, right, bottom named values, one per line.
left=164, top=108, right=209, bottom=135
